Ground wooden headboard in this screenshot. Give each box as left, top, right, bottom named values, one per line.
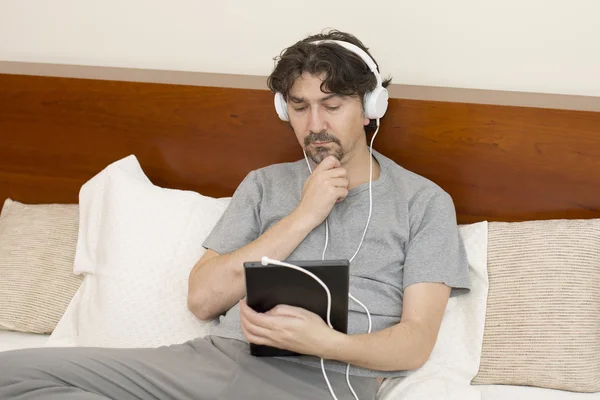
left=1, top=65, right=599, bottom=224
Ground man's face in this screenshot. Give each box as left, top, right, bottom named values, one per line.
left=287, top=72, right=370, bottom=165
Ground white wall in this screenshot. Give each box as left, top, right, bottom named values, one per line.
left=1, top=0, right=599, bottom=97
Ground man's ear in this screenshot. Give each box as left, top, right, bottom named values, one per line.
left=364, top=117, right=370, bottom=126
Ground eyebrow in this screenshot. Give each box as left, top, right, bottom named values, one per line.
left=288, top=94, right=340, bottom=103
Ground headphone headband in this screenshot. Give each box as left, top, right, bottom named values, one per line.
left=273, top=38, right=388, bottom=121
left=310, top=40, right=383, bottom=87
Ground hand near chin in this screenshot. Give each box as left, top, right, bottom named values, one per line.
left=295, top=155, right=348, bottom=229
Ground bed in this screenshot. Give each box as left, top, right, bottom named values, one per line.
left=0, top=61, right=599, bottom=400
left=0, top=330, right=49, bottom=352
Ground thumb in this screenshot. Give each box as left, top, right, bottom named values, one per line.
left=267, top=304, right=304, bottom=318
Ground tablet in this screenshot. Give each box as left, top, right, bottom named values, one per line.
left=243, top=259, right=350, bottom=357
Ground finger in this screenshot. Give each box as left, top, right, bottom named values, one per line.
left=241, top=316, right=275, bottom=340
left=244, top=331, right=269, bottom=346
left=240, top=305, right=275, bottom=343
left=242, top=322, right=272, bottom=346
left=240, top=300, right=277, bottom=329
left=239, top=299, right=251, bottom=316
left=322, top=167, right=347, bottom=179
left=270, top=306, right=320, bottom=322
left=335, top=188, right=349, bottom=203
left=240, top=300, right=261, bottom=324
left=313, top=155, right=340, bottom=172
left=240, top=315, right=251, bottom=339
left=328, top=178, right=349, bottom=189
left=267, top=304, right=306, bottom=318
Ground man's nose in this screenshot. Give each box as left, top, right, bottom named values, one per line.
left=308, top=107, right=327, bottom=133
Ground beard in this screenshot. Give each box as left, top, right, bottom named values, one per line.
left=303, top=131, right=344, bottom=164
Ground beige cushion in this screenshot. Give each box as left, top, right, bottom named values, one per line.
left=0, top=198, right=82, bottom=334
left=472, top=219, right=600, bottom=393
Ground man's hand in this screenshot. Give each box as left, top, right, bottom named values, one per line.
left=294, top=155, right=348, bottom=230
left=240, top=299, right=343, bottom=358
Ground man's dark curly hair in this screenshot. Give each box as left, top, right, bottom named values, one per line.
left=267, top=29, right=392, bottom=135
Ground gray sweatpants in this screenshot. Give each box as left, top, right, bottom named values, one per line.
left=0, top=335, right=379, bottom=400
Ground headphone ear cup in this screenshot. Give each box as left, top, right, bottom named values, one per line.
left=363, top=87, right=389, bottom=119
left=274, top=92, right=289, bottom=121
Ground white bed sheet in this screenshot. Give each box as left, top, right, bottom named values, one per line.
left=0, top=330, right=50, bottom=352
left=479, top=384, right=600, bottom=400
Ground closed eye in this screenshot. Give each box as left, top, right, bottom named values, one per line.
left=325, top=106, right=340, bottom=111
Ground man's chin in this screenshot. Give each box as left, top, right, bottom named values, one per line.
left=306, top=149, right=342, bottom=164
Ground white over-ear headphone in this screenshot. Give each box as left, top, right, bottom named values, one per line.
left=274, top=40, right=389, bottom=121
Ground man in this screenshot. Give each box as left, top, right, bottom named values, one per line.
left=0, top=30, right=469, bottom=400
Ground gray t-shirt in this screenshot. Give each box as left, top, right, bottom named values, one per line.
left=202, top=149, right=470, bottom=378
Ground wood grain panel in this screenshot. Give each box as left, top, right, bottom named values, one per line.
left=1, top=71, right=599, bottom=223
left=0, top=73, right=301, bottom=203
left=377, top=100, right=600, bottom=222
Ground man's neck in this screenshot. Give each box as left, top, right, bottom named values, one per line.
left=342, top=148, right=381, bottom=190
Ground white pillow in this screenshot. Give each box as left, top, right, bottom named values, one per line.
left=48, top=155, right=231, bottom=348
left=377, top=221, right=489, bottom=400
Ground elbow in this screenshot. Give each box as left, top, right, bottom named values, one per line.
left=409, top=335, right=436, bottom=370
left=402, top=323, right=436, bottom=371
left=410, top=352, right=430, bottom=371
left=186, top=251, right=241, bottom=321
left=388, top=353, right=428, bottom=372
left=379, top=354, right=427, bottom=372
left=186, top=253, right=221, bottom=321
left=392, top=349, right=429, bottom=372
left=187, top=289, right=219, bottom=321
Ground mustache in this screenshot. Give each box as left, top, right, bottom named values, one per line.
left=304, top=131, right=342, bottom=147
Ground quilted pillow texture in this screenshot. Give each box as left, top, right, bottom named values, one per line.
left=48, top=155, right=230, bottom=348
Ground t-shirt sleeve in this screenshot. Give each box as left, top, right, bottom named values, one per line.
left=403, top=190, right=471, bottom=296
left=202, top=170, right=262, bottom=255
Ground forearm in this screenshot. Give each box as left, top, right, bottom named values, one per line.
left=189, top=210, right=314, bottom=320
left=325, top=321, right=434, bottom=372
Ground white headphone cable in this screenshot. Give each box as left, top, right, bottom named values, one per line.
left=294, top=119, right=380, bottom=399
left=338, top=119, right=379, bottom=399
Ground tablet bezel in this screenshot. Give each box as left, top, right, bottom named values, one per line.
left=243, top=259, right=350, bottom=357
